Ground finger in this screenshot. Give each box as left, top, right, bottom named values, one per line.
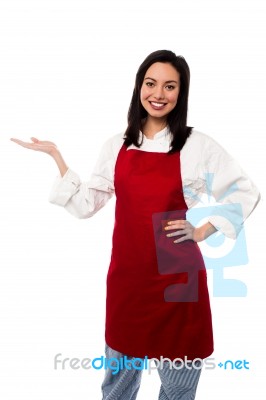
left=167, top=219, right=186, bottom=225
left=10, top=138, right=31, bottom=147
left=165, top=220, right=186, bottom=230
left=31, top=137, right=39, bottom=143
left=10, top=138, right=38, bottom=151
left=173, top=234, right=191, bottom=243
left=166, top=229, right=188, bottom=238
left=165, top=225, right=186, bottom=231
left=10, top=138, right=22, bottom=144
left=31, top=137, right=56, bottom=146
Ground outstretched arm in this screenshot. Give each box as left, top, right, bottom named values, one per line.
left=11, top=135, right=119, bottom=219
left=10, top=137, right=68, bottom=177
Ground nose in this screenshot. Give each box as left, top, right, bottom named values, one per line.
left=153, top=86, right=165, bottom=100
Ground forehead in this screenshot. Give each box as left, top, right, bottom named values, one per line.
left=144, top=62, right=180, bottom=81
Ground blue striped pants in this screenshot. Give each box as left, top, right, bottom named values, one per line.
left=101, top=344, right=202, bottom=400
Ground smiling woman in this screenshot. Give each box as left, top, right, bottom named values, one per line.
left=140, top=63, right=180, bottom=131
left=10, top=49, right=260, bottom=400
left=124, top=50, right=191, bottom=153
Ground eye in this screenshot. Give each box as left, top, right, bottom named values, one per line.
left=165, top=85, right=175, bottom=90
left=145, top=82, right=154, bottom=87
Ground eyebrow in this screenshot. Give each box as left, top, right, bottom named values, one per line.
left=144, top=77, right=179, bottom=84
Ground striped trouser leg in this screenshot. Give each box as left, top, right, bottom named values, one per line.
left=157, top=360, right=202, bottom=400
left=101, top=344, right=143, bottom=400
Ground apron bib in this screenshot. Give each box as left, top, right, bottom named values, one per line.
left=105, top=144, right=213, bottom=360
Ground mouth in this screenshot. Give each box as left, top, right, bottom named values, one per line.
left=149, top=101, right=167, bottom=110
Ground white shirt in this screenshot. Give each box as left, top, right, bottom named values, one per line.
left=49, top=128, right=260, bottom=239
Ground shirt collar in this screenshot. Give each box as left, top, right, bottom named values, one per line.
left=141, top=126, right=171, bottom=141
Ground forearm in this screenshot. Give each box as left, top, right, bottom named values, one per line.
left=49, top=167, right=114, bottom=218
left=194, top=222, right=217, bottom=242
left=50, top=149, right=69, bottom=177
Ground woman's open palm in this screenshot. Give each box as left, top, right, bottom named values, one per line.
left=10, top=137, right=58, bottom=156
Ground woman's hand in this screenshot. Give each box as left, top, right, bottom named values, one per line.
left=10, top=137, right=68, bottom=177
left=10, top=137, right=58, bottom=157
left=164, top=220, right=217, bottom=243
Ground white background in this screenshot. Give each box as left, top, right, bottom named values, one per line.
left=0, top=0, right=265, bottom=398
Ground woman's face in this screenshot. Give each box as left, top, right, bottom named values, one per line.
left=140, top=62, right=180, bottom=121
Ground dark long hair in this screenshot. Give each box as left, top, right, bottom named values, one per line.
left=123, top=50, right=193, bottom=153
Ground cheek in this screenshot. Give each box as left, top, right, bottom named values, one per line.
left=168, top=90, right=179, bottom=104
left=140, top=85, right=150, bottom=101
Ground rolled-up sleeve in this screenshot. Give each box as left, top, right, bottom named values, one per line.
left=203, top=136, right=261, bottom=239
left=48, top=135, right=122, bottom=218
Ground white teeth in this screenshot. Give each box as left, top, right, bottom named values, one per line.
left=151, top=102, right=165, bottom=107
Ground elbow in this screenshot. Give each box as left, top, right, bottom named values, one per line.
left=75, top=210, right=96, bottom=219
left=63, top=203, right=97, bottom=219
left=48, top=192, right=73, bottom=207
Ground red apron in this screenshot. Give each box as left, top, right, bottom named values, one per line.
left=105, top=144, right=213, bottom=360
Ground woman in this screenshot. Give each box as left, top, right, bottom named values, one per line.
left=11, top=50, right=260, bottom=399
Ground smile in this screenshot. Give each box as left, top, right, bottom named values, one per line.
left=149, top=101, right=167, bottom=110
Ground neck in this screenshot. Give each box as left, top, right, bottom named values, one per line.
left=142, top=117, right=167, bottom=139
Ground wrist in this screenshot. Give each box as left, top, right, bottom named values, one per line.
left=193, top=227, right=205, bottom=242
left=194, top=223, right=217, bottom=242
left=49, top=147, right=61, bottom=159
left=50, top=150, right=68, bottom=177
